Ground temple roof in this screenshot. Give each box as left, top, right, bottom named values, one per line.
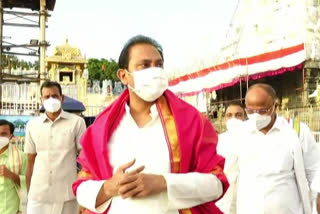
left=3, top=0, right=56, bottom=11
left=46, top=39, right=87, bottom=64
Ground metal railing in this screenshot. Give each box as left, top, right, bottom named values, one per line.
left=278, top=107, right=320, bottom=132
left=82, top=105, right=106, bottom=117
left=1, top=83, right=40, bottom=115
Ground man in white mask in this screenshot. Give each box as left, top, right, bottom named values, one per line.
left=0, top=119, right=27, bottom=214
left=224, top=103, right=247, bottom=132
left=24, top=81, right=86, bottom=214
left=73, top=35, right=229, bottom=214
left=234, top=83, right=320, bottom=214
left=216, top=103, right=246, bottom=214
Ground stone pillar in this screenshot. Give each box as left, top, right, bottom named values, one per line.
left=39, top=0, right=47, bottom=85
left=0, top=0, right=3, bottom=107
left=303, top=68, right=311, bottom=106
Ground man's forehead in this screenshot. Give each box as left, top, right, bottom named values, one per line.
left=0, top=125, right=10, bottom=132
left=42, top=87, right=60, bottom=95
left=245, top=88, right=273, bottom=105
left=226, top=105, right=244, bottom=114
left=129, top=43, right=162, bottom=60
left=245, top=97, right=273, bottom=106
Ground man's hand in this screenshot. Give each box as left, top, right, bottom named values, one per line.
left=96, top=159, right=144, bottom=207
left=0, top=164, right=12, bottom=178
left=103, top=159, right=145, bottom=197
left=26, top=153, right=36, bottom=192
left=118, top=173, right=167, bottom=199
left=0, top=164, right=20, bottom=185
left=96, top=159, right=167, bottom=207
left=78, top=206, right=89, bottom=214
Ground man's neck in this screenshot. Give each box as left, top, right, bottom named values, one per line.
left=0, top=144, right=9, bottom=155
left=129, top=94, right=154, bottom=128
left=46, top=109, right=62, bottom=122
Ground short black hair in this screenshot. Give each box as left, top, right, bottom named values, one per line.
left=226, top=102, right=245, bottom=112
left=40, top=81, right=62, bottom=96
left=246, top=83, right=277, bottom=102
left=0, top=119, right=15, bottom=134
left=225, top=102, right=247, bottom=118
left=118, top=35, right=164, bottom=69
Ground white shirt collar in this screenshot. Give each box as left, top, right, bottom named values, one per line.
left=41, top=109, right=69, bottom=123
left=125, top=103, right=159, bottom=120
left=269, top=115, right=283, bottom=131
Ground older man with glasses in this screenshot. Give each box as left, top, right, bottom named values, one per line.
left=233, top=83, right=320, bottom=214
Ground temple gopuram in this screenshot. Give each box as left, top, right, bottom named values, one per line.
left=46, top=39, right=89, bottom=106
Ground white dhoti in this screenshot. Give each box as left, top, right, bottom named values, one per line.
left=26, top=199, right=78, bottom=214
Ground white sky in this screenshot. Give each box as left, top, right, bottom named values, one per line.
left=3, top=0, right=238, bottom=71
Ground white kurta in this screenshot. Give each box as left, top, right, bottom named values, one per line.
left=27, top=199, right=78, bottom=214
left=216, top=131, right=240, bottom=214
left=76, top=104, right=223, bottom=214
left=278, top=116, right=320, bottom=214
left=237, top=118, right=305, bottom=214
left=286, top=118, right=320, bottom=189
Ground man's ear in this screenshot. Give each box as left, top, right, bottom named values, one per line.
left=117, top=69, right=128, bottom=85
left=272, top=102, right=279, bottom=118
left=61, top=95, right=65, bottom=103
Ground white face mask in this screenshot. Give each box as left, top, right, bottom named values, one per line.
left=0, top=136, right=10, bottom=150
left=226, top=118, right=244, bottom=131
left=247, top=113, right=272, bottom=130
left=127, top=67, right=168, bottom=102
left=43, top=97, right=62, bottom=113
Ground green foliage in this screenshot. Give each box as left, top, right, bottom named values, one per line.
left=87, top=58, right=119, bottom=82
left=1, top=55, right=39, bottom=70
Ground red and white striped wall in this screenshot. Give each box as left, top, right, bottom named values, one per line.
left=169, top=43, right=306, bottom=97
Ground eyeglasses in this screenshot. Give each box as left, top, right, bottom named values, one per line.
left=245, top=104, right=275, bottom=115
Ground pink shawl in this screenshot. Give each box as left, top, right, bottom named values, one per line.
left=73, top=89, right=228, bottom=214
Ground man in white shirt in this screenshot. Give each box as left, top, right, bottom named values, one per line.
left=25, top=81, right=87, bottom=214
left=73, top=35, right=229, bottom=214
left=236, top=83, right=320, bottom=214
left=278, top=115, right=320, bottom=214
left=216, top=102, right=246, bottom=214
